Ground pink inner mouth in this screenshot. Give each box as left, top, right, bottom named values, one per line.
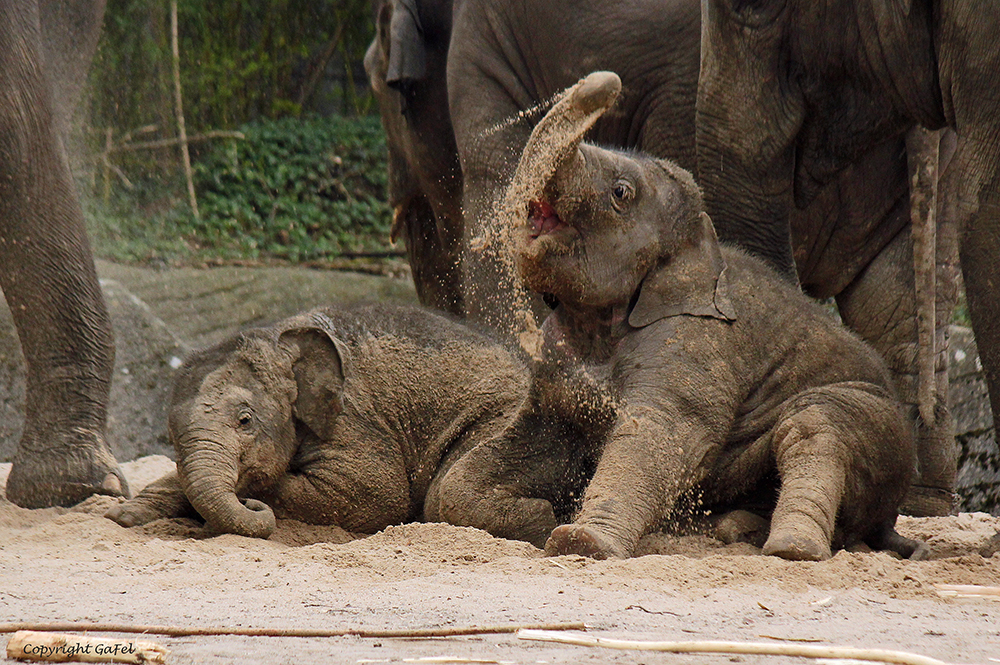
left=528, top=200, right=565, bottom=239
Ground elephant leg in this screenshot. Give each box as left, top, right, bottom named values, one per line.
left=836, top=225, right=958, bottom=517
left=0, top=3, right=127, bottom=508
left=545, top=406, right=695, bottom=560
left=952, top=134, right=1000, bottom=519
left=436, top=412, right=583, bottom=549
left=105, top=471, right=195, bottom=527
left=269, top=451, right=411, bottom=534
left=763, top=383, right=915, bottom=561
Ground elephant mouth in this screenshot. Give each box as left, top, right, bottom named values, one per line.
left=527, top=199, right=570, bottom=241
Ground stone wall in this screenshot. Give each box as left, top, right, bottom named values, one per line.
left=948, top=326, right=1000, bottom=513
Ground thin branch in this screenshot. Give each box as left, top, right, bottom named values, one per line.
left=295, top=21, right=346, bottom=109
left=0, top=622, right=586, bottom=639
left=109, top=130, right=245, bottom=153
left=170, top=0, right=198, bottom=218
left=518, top=630, right=953, bottom=665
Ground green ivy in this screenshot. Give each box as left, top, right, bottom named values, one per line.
left=85, top=116, right=394, bottom=265
left=186, top=115, right=392, bottom=261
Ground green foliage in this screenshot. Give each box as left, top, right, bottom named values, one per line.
left=189, top=115, right=392, bottom=261
left=85, top=116, right=395, bottom=265
left=90, top=0, right=375, bottom=133
left=84, top=2, right=386, bottom=266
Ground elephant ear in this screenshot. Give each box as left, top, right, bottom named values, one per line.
left=277, top=313, right=351, bottom=442
left=628, top=212, right=737, bottom=328
left=385, top=0, right=426, bottom=92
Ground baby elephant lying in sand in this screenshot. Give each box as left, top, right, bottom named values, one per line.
left=106, top=303, right=527, bottom=538
left=435, top=72, right=929, bottom=561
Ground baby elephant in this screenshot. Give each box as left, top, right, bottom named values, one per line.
left=107, top=303, right=527, bottom=538
left=436, top=72, right=928, bottom=561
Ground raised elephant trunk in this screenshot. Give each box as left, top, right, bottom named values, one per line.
left=491, top=71, right=621, bottom=357
left=502, top=71, right=622, bottom=218
left=177, top=447, right=276, bottom=539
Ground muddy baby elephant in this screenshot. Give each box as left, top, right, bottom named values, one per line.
left=436, top=73, right=928, bottom=562
left=106, top=303, right=527, bottom=538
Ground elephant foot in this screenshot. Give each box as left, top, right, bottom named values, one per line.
left=762, top=519, right=833, bottom=561
left=105, top=499, right=161, bottom=527
left=899, top=402, right=955, bottom=518
left=105, top=472, right=193, bottom=527
left=544, top=523, right=626, bottom=559
left=5, top=432, right=130, bottom=509
left=899, top=485, right=955, bottom=517
left=712, top=510, right=770, bottom=548
left=864, top=523, right=931, bottom=560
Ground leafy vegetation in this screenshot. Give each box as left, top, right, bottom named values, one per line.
left=190, top=116, right=392, bottom=261
left=83, top=1, right=391, bottom=266
left=85, top=116, right=395, bottom=265
left=90, top=0, right=374, bottom=131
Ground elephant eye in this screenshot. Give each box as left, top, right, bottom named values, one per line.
left=727, top=0, right=786, bottom=28
left=610, top=181, right=634, bottom=212
left=236, top=409, right=255, bottom=429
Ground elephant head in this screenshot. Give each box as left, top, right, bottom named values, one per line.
left=364, top=0, right=464, bottom=314
left=168, top=317, right=347, bottom=538
left=695, top=0, right=945, bottom=276
left=502, top=71, right=734, bottom=321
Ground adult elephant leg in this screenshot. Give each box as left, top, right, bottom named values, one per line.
left=396, top=194, right=464, bottom=314
left=0, top=3, right=127, bottom=508
left=954, top=136, right=1000, bottom=523
left=836, top=222, right=958, bottom=517
left=953, top=136, right=1000, bottom=426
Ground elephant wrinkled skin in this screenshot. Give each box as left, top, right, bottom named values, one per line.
left=1, top=1, right=129, bottom=508
left=367, top=0, right=959, bottom=515
left=438, top=73, right=929, bottom=562
left=696, top=0, right=1000, bottom=516
left=107, top=303, right=527, bottom=538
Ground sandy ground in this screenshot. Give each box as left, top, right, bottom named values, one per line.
left=0, top=456, right=998, bottom=665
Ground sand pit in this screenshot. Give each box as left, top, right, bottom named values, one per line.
left=0, top=456, right=997, bottom=664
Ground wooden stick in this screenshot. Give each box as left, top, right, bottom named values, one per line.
left=170, top=0, right=199, bottom=219
left=934, top=583, right=1000, bottom=599
left=518, top=630, right=952, bottom=665
left=109, top=131, right=245, bottom=154
left=0, top=621, right=585, bottom=639
left=6, top=631, right=167, bottom=663
left=102, top=127, right=113, bottom=202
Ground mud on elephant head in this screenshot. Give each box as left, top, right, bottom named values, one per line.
left=107, top=303, right=528, bottom=538
left=438, top=72, right=928, bottom=562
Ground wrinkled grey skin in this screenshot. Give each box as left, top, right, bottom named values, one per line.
left=106, top=303, right=527, bottom=538
left=366, top=0, right=957, bottom=516
left=2, top=0, right=130, bottom=508
left=364, top=0, right=464, bottom=315
left=696, top=0, right=1000, bottom=516
left=437, top=73, right=928, bottom=562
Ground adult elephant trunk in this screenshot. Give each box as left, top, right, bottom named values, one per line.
left=176, top=446, right=276, bottom=539
left=695, top=3, right=805, bottom=280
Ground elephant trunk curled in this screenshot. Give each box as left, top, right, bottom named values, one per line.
left=501, top=70, right=622, bottom=218
left=176, top=442, right=276, bottom=539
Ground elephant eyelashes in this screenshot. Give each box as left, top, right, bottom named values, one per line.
left=610, top=181, right=635, bottom=212
left=236, top=409, right=255, bottom=430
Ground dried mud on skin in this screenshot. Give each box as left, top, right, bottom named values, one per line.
left=0, top=456, right=998, bottom=665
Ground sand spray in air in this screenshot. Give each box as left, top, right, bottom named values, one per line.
left=469, top=72, right=624, bottom=360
